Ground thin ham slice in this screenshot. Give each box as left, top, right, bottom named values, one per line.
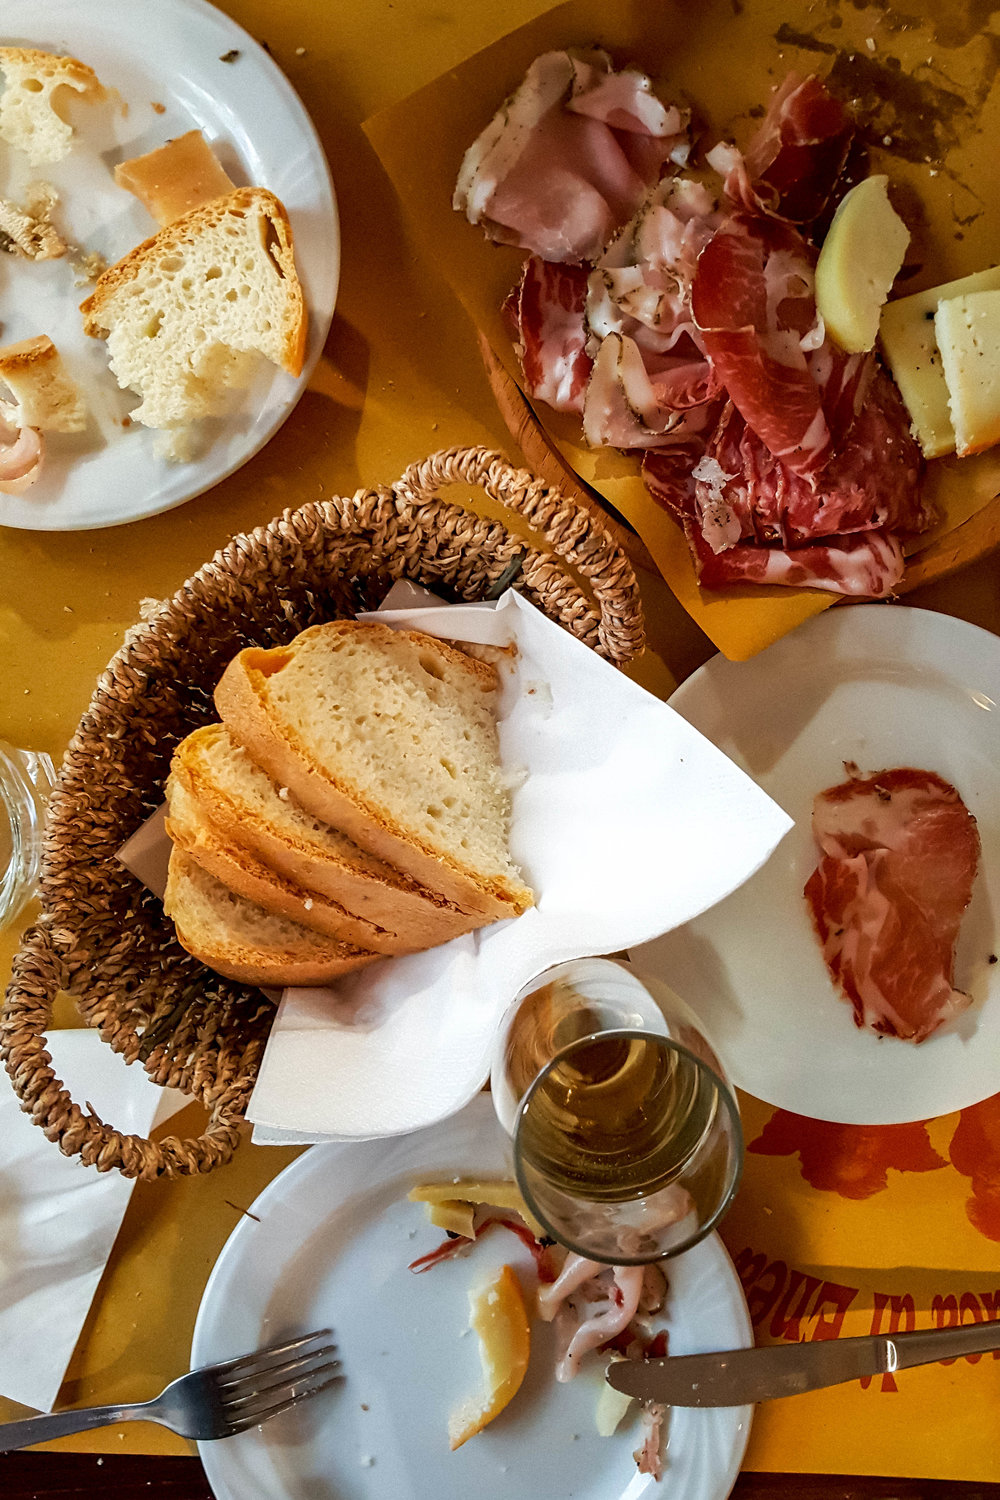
left=455, top=49, right=688, bottom=264
left=804, top=768, right=981, bottom=1042
left=687, top=522, right=905, bottom=595
left=716, top=73, right=854, bottom=225
left=691, top=216, right=832, bottom=476
left=698, top=370, right=926, bottom=548
left=513, top=256, right=592, bottom=413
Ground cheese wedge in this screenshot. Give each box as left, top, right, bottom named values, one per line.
left=815, top=176, right=910, bottom=354
left=934, top=291, right=1000, bottom=457
left=880, top=265, right=1000, bottom=458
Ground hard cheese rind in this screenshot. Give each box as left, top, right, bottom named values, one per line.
left=880, top=266, right=1000, bottom=458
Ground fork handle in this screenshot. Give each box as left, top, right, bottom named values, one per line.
left=0, top=1401, right=148, bottom=1452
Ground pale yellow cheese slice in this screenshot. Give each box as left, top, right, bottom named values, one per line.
left=934, top=291, right=1000, bottom=457
left=879, top=265, right=1000, bottom=458
left=815, top=176, right=910, bottom=353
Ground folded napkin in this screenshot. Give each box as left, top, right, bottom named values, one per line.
left=0, top=1031, right=188, bottom=1413
left=247, top=588, right=793, bottom=1144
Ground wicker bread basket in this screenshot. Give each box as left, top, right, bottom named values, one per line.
left=1, top=447, right=645, bottom=1179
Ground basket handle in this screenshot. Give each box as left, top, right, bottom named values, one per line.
left=1, top=921, right=246, bottom=1178
left=393, top=445, right=645, bottom=665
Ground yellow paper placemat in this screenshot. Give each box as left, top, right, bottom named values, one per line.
left=720, top=1092, right=1000, bottom=1482
left=365, top=0, right=1000, bottom=660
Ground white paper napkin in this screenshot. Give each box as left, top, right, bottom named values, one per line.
left=247, top=589, right=793, bottom=1144
left=0, top=1032, right=189, bottom=1413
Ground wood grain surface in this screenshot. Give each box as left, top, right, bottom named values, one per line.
left=2, top=1452, right=999, bottom=1498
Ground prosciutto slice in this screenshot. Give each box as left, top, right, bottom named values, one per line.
left=455, top=49, right=689, bottom=263
left=714, top=73, right=854, bottom=225
left=804, top=768, right=981, bottom=1042
left=512, top=256, right=592, bottom=413
left=691, top=216, right=832, bottom=476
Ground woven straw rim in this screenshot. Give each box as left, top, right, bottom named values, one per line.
left=1, top=446, right=644, bottom=1178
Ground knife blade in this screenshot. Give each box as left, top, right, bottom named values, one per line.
left=605, top=1316, right=1000, bottom=1407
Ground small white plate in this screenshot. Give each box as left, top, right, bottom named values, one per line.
left=632, top=605, right=1000, bottom=1125
left=193, top=1095, right=753, bottom=1500
left=0, top=0, right=338, bottom=530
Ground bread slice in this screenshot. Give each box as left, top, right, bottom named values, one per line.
left=0, top=47, right=107, bottom=166
left=80, top=187, right=306, bottom=430
left=0, top=336, right=86, bottom=432
left=166, top=765, right=419, bottom=955
left=164, top=848, right=378, bottom=987
left=114, top=131, right=236, bottom=227
left=170, top=724, right=480, bottom=949
left=214, top=622, right=534, bottom=922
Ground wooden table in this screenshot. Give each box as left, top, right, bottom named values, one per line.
left=3, top=0, right=1000, bottom=1494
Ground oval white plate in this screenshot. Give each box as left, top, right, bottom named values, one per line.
left=193, top=1095, right=753, bottom=1500
left=0, top=0, right=338, bottom=530
left=632, top=605, right=1000, bottom=1125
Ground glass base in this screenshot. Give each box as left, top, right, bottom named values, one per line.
left=0, top=743, right=56, bottom=929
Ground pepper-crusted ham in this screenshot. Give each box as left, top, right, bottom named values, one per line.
left=454, top=49, right=689, bottom=264
left=804, top=768, right=981, bottom=1042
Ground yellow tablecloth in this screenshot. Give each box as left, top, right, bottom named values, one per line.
left=2, top=0, right=1000, bottom=1484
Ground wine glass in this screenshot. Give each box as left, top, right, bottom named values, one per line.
left=491, top=957, right=743, bottom=1265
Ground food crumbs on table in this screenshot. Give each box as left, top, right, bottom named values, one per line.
left=295, top=46, right=307, bottom=56
left=989, top=954, right=998, bottom=964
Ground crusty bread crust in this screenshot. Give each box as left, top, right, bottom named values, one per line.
left=214, top=628, right=528, bottom=922
left=173, top=725, right=479, bottom=948
left=0, top=334, right=86, bottom=432
left=164, top=849, right=377, bottom=987
left=80, top=186, right=306, bottom=378
left=166, top=772, right=422, bottom=955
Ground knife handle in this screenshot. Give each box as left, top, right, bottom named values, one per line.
left=890, top=1315, right=1000, bottom=1369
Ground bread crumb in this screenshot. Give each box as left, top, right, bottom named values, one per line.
left=151, top=101, right=166, bottom=114
left=295, top=46, right=307, bottom=56
left=219, top=49, right=240, bottom=63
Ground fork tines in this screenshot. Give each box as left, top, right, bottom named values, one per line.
left=218, top=1330, right=341, bottom=1434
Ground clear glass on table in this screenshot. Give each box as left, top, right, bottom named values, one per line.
left=491, top=957, right=744, bottom=1265
left=0, top=741, right=56, bottom=929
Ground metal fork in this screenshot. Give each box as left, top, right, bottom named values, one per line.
left=0, top=1329, right=340, bottom=1452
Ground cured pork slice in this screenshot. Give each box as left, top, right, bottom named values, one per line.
left=454, top=49, right=688, bottom=264
left=804, top=768, right=981, bottom=1042
left=510, top=256, right=592, bottom=414
left=689, top=521, right=905, bottom=595
left=691, top=216, right=832, bottom=476
left=715, top=73, right=854, bottom=225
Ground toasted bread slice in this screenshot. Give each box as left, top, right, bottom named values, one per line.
left=214, top=622, right=533, bottom=922
left=80, top=187, right=306, bottom=431
left=170, top=724, right=479, bottom=948
left=0, top=335, right=86, bottom=432
left=0, top=47, right=106, bottom=166
left=164, top=848, right=378, bottom=987
left=166, top=766, right=420, bottom=954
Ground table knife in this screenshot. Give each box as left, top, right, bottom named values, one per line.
left=605, top=1317, right=1000, bottom=1407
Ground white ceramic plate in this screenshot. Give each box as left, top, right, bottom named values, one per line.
left=193, top=1095, right=753, bottom=1500
left=632, top=605, right=1000, bottom=1125
left=0, top=0, right=338, bottom=530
